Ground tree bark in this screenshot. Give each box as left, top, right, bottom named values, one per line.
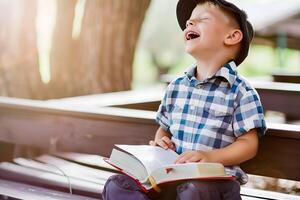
left=49, top=0, right=151, bottom=98
left=0, top=0, right=150, bottom=99
left=0, top=0, right=42, bottom=99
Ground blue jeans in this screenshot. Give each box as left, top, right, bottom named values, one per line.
left=102, top=174, right=242, bottom=200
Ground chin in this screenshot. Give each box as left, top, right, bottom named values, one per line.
left=185, top=46, right=196, bottom=55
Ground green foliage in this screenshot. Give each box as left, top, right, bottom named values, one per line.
left=239, top=45, right=300, bottom=77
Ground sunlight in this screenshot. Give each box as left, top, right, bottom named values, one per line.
left=36, top=0, right=57, bottom=84
left=72, top=0, right=86, bottom=40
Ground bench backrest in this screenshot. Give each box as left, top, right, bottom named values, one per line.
left=0, top=97, right=300, bottom=181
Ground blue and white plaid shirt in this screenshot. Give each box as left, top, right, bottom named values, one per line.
left=156, top=61, right=267, bottom=184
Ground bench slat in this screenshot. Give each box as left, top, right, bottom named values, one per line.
left=0, top=179, right=99, bottom=200
left=35, top=155, right=115, bottom=182
left=0, top=162, right=103, bottom=198
left=241, top=187, right=300, bottom=200
left=53, top=152, right=117, bottom=172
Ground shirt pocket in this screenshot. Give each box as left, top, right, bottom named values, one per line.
left=203, top=103, right=233, bottom=133
left=206, top=104, right=231, bottom=117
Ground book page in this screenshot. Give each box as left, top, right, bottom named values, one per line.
left=109, top=149, right=148, bottom=181
left=116, top=145, right=179, bottom=174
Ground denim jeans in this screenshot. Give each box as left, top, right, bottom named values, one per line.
left=102, top=174, right=242, bottom=200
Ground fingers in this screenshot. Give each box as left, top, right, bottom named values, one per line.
left=149, top=140, right=156, bottom=146
left=149, top=137, right=176, bottom=150
left=175, top=151, right=206, bottom=164
left=161, top=136, right=176, bottom=150
left=156, top=138, right=170, bottom=150
left=187, top=155, right=203, bottom=162
left=175, top=152, right=194, bottom=164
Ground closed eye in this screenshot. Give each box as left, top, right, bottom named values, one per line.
left=199, top=17, right=209, bottom=21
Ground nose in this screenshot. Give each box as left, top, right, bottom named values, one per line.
left=186, top=19, right=195, bottom=27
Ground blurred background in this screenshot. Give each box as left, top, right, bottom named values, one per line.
left=133, top=0, right=300, bottom=87
left=0, top=0, right=299, bottom=197
left=0, top=0, right=299, bottom=99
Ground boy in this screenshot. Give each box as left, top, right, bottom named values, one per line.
left=102, top=0, right=266, bottom=199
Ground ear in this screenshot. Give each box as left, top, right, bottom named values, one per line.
left=224, top=29, right=243, bottom=46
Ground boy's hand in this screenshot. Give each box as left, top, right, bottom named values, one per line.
left=175, top=150, right=210, bottom=164
left=149, top=136, right=176, bottom=151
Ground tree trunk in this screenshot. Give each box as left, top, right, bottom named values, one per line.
left=0, top=0, right=43, bottom=99
left=0, top=0, right=150, bottom=99
left=49, top=0, right=151, bottom=98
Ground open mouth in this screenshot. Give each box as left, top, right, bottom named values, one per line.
left=185, top=31, right=200, bottom=41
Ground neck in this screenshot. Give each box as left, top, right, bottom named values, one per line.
left=195, top=59, right=225, bottom=81
left=190, top=50, right=233, bottom=81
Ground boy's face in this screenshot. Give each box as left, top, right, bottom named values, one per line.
left=183, top=3, right=235, bottom=58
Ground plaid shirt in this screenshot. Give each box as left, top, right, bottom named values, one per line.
left=156, top=61, right=267, bottom=184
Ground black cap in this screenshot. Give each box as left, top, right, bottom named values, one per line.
left=176, top=0, right=254, bottom=66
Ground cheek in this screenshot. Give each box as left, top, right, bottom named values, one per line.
left=213, top=26, right=227, bottom=41
left=204, top=23, right=225, bottom=39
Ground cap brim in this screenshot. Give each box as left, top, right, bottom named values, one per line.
left=176, top=0, right=199, bottom=30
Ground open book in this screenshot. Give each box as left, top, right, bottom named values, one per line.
left=104, top=145, right=234, bottom=192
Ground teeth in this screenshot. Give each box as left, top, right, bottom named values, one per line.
left=186, top=31, right=200, bottom=40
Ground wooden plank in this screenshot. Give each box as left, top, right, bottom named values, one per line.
left=35, top=155, right=115, bottom=182
left=252, top=81, right=300, bottom=120
left=241, top=123, right=300, bottom=181
left=53, top=152, right=117, bottom=172
left=0, top=162, right=103, bottom=198
left=0, top=97, right=158, bottom=156
left=45, top=86, right=164, bottom=108
left=241, top=197, right=266, bottom=200
left=14, top=156, right=115, bottom=185
left=0, top=179, right=99, bottom=200
left=241, top=187, right=300, bottom=200
left=272, top=73, right=300, bottom=84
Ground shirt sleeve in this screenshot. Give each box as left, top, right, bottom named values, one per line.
left=155, top=91, right=171, bottom=132
left=232, top=89, right=267, bottom=137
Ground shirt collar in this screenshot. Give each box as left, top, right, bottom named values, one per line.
left=185, top=61, right=237, bottom=87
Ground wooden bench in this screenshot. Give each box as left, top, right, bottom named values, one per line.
left=251, top=81, right=300, bottom=121
left=1, top=152, right=299, bottom=200
left=51, top=80, right=300, bottom=122
left=160, top=75, right=300, bottom=121
left=272, top=73, right=300, bottom=84
left=0, top=97, right=300, bottom=199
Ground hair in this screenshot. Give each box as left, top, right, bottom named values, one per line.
left=196, top=1, right=240, bottom=28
